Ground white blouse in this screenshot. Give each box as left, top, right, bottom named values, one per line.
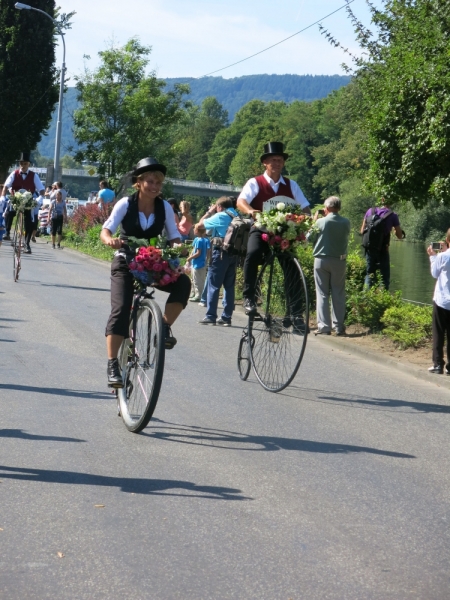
left=103, top=197, right=180, bottom=240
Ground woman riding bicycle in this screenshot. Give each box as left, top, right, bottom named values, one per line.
left=100, top=157, right=191, bottom=388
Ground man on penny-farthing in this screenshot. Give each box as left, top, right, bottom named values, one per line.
left=236, top=141, right=311, bottom=316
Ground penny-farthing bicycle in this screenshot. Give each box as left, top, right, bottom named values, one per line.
left=117, top=280, right=165, bottom=433
left=238, top=228, right=309, bottom=392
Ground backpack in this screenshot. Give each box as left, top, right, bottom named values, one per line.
left=362, top=207, right=392, bottom=253
left=222, top=210, right=252, bottom=256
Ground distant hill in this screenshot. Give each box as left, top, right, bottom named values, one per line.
left=38, top=74, right=351, bottom=158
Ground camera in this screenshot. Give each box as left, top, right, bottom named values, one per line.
left=317, top=209, right=325, bottom=216
left=432, top=242, right=442, bottom=251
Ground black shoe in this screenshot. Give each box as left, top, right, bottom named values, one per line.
left=57, top=243, right=61, bottom=249
left=314, top=329, right=331, bottom=336
left=428, top=364, right=444, bottom=374
left=3, top=235, right=10, bottom=241
left=24, top=246, right=31, bottom=254
left=107, top=358, right=123, bottom=388
left=292, top=317, right=309, bottom=334
left=198, top=317, right=216, bottom=325
left=217, top=318, right=231, bottom=327
left=335, top=328, right=346, bottom=336
left=243, top=298, right=257, bottom=315
left=164, top=324, right=177, bottom=349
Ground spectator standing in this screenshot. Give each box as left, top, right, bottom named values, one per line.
left=49, top=191, right=67, bottom=249
left=178, top=200, right=194, bottom=241
left=427, top=231, right=450, bottom=375
left=360, top=198, right=403, bottom=290
left=186, top=224, right=210, bottom=302
left=167, top=198, right=181, bottom=228
left=198, top=197, right=238, bottom=326
left=49, top=181, right=68, bottom=202
left=97, top=180, right=115, bottom=209
left=308, top=196, right=351, bottom=335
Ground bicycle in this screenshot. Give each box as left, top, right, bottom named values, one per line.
left=116, top=280, right=165, bottom=433
left=12, top=211, right=24, bottom=282
left=238, top=248, right=309, bottom=392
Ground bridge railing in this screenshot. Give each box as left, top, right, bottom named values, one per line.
left=167, top=177, right=242, bottom=193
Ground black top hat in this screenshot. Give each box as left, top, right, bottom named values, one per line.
left=18, top=151, right=31, bottom=163
left=132, top=157, right=167, bottom=182
left=260, top=142, right=289, bottom=163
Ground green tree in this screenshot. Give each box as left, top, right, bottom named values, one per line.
left=332, top=0, right=450, bottom=206
left=73, top=38, right=189, bottom=186
left=186, top=97, right=228, bottom=181
left=0, top=0, right=60, bottom=180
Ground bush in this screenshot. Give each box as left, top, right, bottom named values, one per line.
left=68, top=204, right=112, bottom=235
left=345, top=283, right=403, bottom=330
left=381, top=303, right=432, bottom=348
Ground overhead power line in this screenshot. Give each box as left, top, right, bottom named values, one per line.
left=199, top=0, right=355, bottom=78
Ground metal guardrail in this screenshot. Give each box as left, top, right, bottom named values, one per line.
left=166, top=177, right=242, bottom=193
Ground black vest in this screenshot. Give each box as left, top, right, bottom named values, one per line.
left=120, top=193, right=166, bottom=242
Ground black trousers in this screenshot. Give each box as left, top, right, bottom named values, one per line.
left=243, top=228, right=304, bottom=315
left=24, top=211, right=35, bottom=246
left=432, top=301, right=450, bottom=368
left=105, top=254, right=192, bottom=337
left=4, top=210, right=16, bottom=235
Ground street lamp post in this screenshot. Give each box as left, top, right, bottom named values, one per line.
left=15, top=2, right=66, bottom=182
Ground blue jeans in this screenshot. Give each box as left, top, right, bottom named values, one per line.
left=206, top=249, right=237, bottom=322
left=200, top=271, right=208, bottom=303
left=365, top=250, right=391, bottom=290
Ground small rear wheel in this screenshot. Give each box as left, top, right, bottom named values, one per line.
left=117, top=298, right=165, bottom=432
left=237, top=331, right=252, bottom=381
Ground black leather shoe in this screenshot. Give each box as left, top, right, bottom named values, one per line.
left=293, top=317, right=309, bottom=334
left=428, top=365, right=444, bottom=375
left=243, top=298, right=257, bottom=315
left=24, top=246, right=32, bottom=254
left=164, top=324, right=177, bottom=349
left=107, top=358, right=123, bottom=388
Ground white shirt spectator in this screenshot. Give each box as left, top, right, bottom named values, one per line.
left=103, top=198, right=180, bottom=241
left=430, top=250, right=450, bottom=310
left=4, top=170, right=44, bottom=194
left=239, top=172, right=309, bottom=209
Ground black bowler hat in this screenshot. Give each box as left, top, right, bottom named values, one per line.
left=260, top=142, right=289, bottom=163
left=18, top=151, right=31, bottom=163
left=132, top=157, right=167, bottom=182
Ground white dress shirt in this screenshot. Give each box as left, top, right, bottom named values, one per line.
left=4, top=170, right=45, bottom=194
left=238, top=172, right=310, bottom=209
left=430, top=249, right=450, bottom=310
left=103, top=198, right=180, bottom=241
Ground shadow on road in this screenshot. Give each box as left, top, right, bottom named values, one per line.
left=41, top=283, right=110, bottom=292
left=0, top=429, right=85, bottom=443
left=0, top=318, right=24, bottom=322
left=143, top=419, right=415, bottom=458
left=278, top=385, right=450, bottom=415
left=0, top=339, right=16, bottom=343
left=0, top=465, right=250, bottom=500
left=0, top=383, right=110, bottom=400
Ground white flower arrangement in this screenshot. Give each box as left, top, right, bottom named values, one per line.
left=254, top=205, right=312, bottom=252
left=10, top=191, right=38, bottom=212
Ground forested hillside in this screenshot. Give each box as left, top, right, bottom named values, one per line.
left=37, top=74, right=350, bottom=158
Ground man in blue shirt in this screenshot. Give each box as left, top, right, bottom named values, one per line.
left=198, top=196, right=238, bottom=326
left=97, top=180, right=115, bottom=208
left=427, top=230, right=450, bottom=374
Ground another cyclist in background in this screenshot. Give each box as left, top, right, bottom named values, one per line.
left=49, top=191, right=68, bottom=249
left=97, top=180, right=115, bottom=209
left=0, top=152, right=45, bottom=251
left=100, top=157, right=191, bottom=388
left=236, top=142, right=311, bottom=315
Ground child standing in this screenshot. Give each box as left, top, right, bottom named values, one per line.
left=186, top=224, right=210, bottom=302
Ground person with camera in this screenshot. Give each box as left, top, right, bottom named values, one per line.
left=308, top=197, right=350, bottom=336
left=427, top=231, right=450, bottom=375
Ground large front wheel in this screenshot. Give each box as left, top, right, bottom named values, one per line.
left=117, top=298, right=165, bottom=433
left=249, top=254, right=309, bottom=392
left=12, top=213, right=23, bottom=282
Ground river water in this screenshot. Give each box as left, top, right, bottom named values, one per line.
left=384, top=241, right=434, bottom=304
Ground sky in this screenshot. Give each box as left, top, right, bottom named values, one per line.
left=53, top=0, right=384, bottom=83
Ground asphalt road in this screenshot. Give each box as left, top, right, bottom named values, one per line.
left=1, top=240, right=449, bottom=600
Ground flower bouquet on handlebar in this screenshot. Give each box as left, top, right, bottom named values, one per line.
left=9, top=191, right=38, bottom=213
left=126, top=236, right=189, bottom=287
left=253, top=201, right=312, bottom=253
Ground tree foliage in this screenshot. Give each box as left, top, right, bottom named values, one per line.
left=73, top=38, right=189, bottom=185
left=326, top=0, right=450, bottom=207
left=0, top=0, right=59, bottom=179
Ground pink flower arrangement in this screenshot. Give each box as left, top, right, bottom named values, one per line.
left=129, top=245, right=183, bottom=286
